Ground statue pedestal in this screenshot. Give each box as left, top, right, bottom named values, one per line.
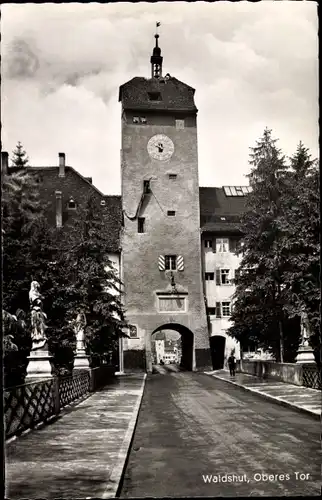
left=26, top=348, right=54, bottom=379
left=295, top=345, right=315, bottom=364
left=74, top=352, right=90, bottom=369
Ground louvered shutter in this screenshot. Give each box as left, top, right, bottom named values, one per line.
left=216, top=302, right=221, bottom=318
left=177, top=255, right=184, bottom=271
left=158, top=255, right=165, bottom=271
left=216, top=269, right=221, bottom=285
left=229, top=239, right=237, bottom=254
left=212, top=239, right=216, bottom=253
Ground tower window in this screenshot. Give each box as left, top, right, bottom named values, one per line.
left=138, top=218, right=145, bottom=233
left=143, top=180, right=151, bottom=194
left=148, top=92, right=162, bottom=101
left=205, top=273, right=214, bottom=281
left=167, top=210, right=176, bottom=216
left=168, top=174, right=177, bottom=180
left=176, top=119, right=185, bottom=130
left=165, top=255, right=177, bottom=271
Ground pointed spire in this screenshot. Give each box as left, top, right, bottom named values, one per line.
left=150, top=22, right=163, bottom=78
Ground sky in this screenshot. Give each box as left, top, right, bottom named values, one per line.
left=1, top=1, right=319, bottom=195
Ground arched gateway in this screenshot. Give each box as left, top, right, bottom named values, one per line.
left=147, top=323, right=194, bottom=373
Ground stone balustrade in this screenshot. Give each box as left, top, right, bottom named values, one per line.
left=237, top=360, right=321, bottom=389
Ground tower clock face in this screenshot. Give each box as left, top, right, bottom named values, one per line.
left=147, top=134, right=174, bottom=161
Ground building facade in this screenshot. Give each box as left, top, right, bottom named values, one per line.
left=1, top=33, right=250, bottom=373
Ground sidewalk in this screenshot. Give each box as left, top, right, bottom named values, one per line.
left=5, top=373, right=146, bottom=500
left=205, top=369, right=321, bottom=419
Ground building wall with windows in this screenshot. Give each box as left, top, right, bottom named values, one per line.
left=202, top=233, right=242, bottom=360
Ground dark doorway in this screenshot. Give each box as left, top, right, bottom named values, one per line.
left=210, top=335, right=226, bottom=369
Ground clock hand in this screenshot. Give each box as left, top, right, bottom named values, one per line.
left=156, top=143, right=164, bottom=152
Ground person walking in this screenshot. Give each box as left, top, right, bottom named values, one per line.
left=227, top=352, right=236, bottom=376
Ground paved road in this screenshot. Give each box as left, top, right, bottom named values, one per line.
left=120, top=372, right=320, bottom=498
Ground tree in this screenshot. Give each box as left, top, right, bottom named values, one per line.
left=228, top=129, right=301, bottom=362
left=11, top=141, right=29, bottom=168
left=278, top=143, right=320, bottom=365
left=2, top=169, right=45, bottom=313
left=45, top=193, right=127, bottom=371
left=2, top=169, right=53, bottom=382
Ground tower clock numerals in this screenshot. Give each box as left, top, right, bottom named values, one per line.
left=147, top=134, right=174, bottom=161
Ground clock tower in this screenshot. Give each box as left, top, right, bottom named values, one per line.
left=119, top=29, right=212, bottom=372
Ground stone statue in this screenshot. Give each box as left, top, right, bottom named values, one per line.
left=29, top=282, right=47, bottom=351
left=300, top=309, right=310, bottom=346
left=29, top=280, right=43, bottom=306
left=74, top=312, right=87, bottom=352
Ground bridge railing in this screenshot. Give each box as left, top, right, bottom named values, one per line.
left=237, top=360, right=321, bottom=390
left=4, top=366, right=115, bottom=440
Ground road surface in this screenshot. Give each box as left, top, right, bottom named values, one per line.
left=120, top=370, right=320, bottom=497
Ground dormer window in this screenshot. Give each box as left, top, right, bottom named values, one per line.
left=148, top=92, right=162, bottom=101
left=68, top=197, right=76, bottom=210
left=100, top=200, right=106, bottom=206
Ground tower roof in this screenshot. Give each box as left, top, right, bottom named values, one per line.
left=119, top=76, right=197, bottom=113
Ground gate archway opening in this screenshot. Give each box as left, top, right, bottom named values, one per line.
left=210, top=335, right=226, bottom=370
left=148, top=323, right=194, bottom=373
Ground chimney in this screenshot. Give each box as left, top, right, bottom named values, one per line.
left=58, top=152, right=65, bottom=177
left=1, top=151, right=9, bottom=175
left=55, top=190, right=63, bottom=228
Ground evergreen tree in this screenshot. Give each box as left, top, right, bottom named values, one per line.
left=11, top=141, right=29, bottom=168
left=228, top=129, right=300, bottom=362
left=2, top=169, right=52, bottom=382
left=2, top=169, right=44, bottom=313
left=278, top=143, right=320, bottom=364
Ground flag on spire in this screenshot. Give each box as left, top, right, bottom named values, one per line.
left=156, top=22, right=161, bottom=27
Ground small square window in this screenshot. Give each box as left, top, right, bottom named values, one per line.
left=222, top=302, right=231, bottom=317
left=205, top=272, right=214, bottom=281
left=165, top=255, right=177, bottom=270
left=148, top=92, right=162, bottom=101
left=133, top=117, right=140, bottom=123
left=138, top=218, right=145, bottom=233
left=100, top=200, right=106, bottom=206
left=143, top=180, right=151, bottom=194
left=169, top=174, right=177, bottom=180
left=167, top=210, right=176, bottom=216
left=140, top=117, right=147, bottom=124
left=207, top=307, right=216, bottom=316
left=205, top=240, right=212, bottom=248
